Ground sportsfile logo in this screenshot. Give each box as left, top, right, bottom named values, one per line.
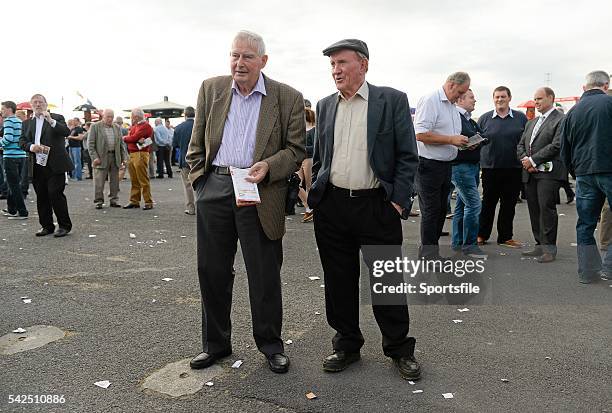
left=371, top=257, right=486, bottom=278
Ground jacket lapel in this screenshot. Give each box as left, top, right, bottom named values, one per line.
left=366, top=83, right=384, bottom=159
left=252, top=75, right=278, bottom=162
left=325, top=96, right=339, bottom=155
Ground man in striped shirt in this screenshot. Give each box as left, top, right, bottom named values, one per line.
left=0, top=101, right=28, bottom=219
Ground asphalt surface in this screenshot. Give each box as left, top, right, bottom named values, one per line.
left=0, top=174, right=610, bottom=413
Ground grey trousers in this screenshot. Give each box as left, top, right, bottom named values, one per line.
left=600, top=199, right=612, bottom=249
left=195, top=171, right=284, bottom=356
left=93, top=160, right=119, bottom=204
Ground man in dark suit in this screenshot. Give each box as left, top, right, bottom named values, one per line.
left=19, top=94, right=73, bottom=237
left=517, top=87, right=565, bottom=263
left=186, top=31, right=305, bottom=374
left=309, top=39, right=420, bottom=380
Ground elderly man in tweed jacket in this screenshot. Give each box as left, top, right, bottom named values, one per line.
left=88, top=109, right=128, bottom=209
left=186, top=30, right=305, bottom=374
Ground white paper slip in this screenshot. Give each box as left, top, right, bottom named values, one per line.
left=412, top=390, right=423, bottom=394
left=536, top=161, right=553, bottom=172
left=35, top=145, right=51, bottom=166
left=458, top=133, right=485, bottom=151
left=94, top=380, right=111, bottom=389
left=136, top=137, right=153, bottom=150
left=231, top=360, right=243, bottom=369
left=442, top=393, right=454, bottom=399
left=230, top=167, right=261, bottom=204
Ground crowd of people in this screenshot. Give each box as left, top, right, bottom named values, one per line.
left=1, top=30, right=611, bottom=381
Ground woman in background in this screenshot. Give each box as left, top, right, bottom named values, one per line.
left=299, top=104, right=315, bottom=223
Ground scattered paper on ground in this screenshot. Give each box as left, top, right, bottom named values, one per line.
left=315, top=311, right=321, bottom=315
left=308, top=276, right=320, bottom=281
left=501, top=378, right=509, bottom=382
left=452, top=320, right=463, bottom=324
left=94, top=380, right=111, bottom=389
left=285, top=339, right=293, bottom=345
left=89, top=235, right=96, bottom=238
left=231, top=360, right=243, bottom=369
left=306, top=392, right=317, bottom=400
left=457, top=308, right=469, bottom=312
left=408, top=381, right=415, bottom=385
left=162, top=278, right=173, bottom=282
left=22, top=299, right=32, bottom=304
left=205, top=381, right=214, bottom=387
left=442, top=393, right=454, bottom=399
left=130, top=233, right=136, bottom=238
left=412, top=390, right=423, bottom=394
left=12, top=328, right=26, bottom=334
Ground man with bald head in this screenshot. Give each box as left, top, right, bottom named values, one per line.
left=517, top=87, right=565, bottom=263
left=123, top=108, right=154, bottom=209
left=88, top=109, right=128, bottom=209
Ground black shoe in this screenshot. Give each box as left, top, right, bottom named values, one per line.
left=323, top=351, right=361, bottom=372
left=110, top=203, right=121, bottom=208
left=35, top=228, right=54, bottom=237
left=143, top=204, right=153, bottom=210
left=95, top=203, right=103, bottom=209
left=156, top=175, right=164, bottom=179
left=0, top=194, right=7, bottom=200
left=393, top=356, right=421, bottom=380
left=521, top=248, right=543, bottom=257
left=440, top=231, right=450, bottom=236
left=566, top=191, right=575, bottom=204
left=54, top=228, right=70, bottom=238
left=86, top=176, right=93, bottom=180
left=189, top=350, right=232, bottom=369
left=267, top=353, right=290, bottom=374
left=123, top=203, right=139, bottom=209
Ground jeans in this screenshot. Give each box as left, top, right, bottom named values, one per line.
left=575, top=173, right=612, bottom=280
left=4, top=157, right=28, bottom=216
left=451, top=163, right=481, bottom=252
left=69, top=147, right=82, bottom=180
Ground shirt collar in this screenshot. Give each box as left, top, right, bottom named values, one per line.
left=456, top=106, right=471, bottom=119
left=232, top=72, right=267, bottom=97
left=539, top=106, right=556, bottom=119
left=438, top=87, right=450, bottom=103
left=492, top=108, right=514, bottom=119
left=338, top=81, right=369, bottom=102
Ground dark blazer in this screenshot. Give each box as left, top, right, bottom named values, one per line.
left=517, top=109, right=566, bottom=183
left=308, top=83, right=419, bottom=219
left=20, top=113, right=72, bottom=175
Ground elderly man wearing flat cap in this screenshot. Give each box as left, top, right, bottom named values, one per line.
left=308, top=39, right=421, bottom=380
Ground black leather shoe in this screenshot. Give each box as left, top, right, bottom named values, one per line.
left=393, top=356, right=421, bottom=380
left=566, top=191, right=575, bottom=204
left=35, top=228, right=54, bottom=237
left=110, top=203, right=121, bottom=208
left=123, top=203, right=139, bottom=209
left=189, top=350, right=232, bottom=369
left=267, top=353, right=290, bottom=374
left=521, top=248, right=543, bottom=257
left=143, top=205, right=153, bottom=210
left=54, top=228, right=70, bottom=238
left=537, top=253, right=556, bottom=263
left=95, top=203, right=103, bottom=209
left=323, top=351, right=360, bottom=372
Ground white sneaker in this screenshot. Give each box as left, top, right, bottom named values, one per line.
left=2, top=209, right=17, bottom=217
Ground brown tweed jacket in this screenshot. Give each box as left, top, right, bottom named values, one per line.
left=186, top=74, right=305, bottom=240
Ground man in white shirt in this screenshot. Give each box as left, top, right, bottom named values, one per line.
left=414, top=72, right=470, bottom=259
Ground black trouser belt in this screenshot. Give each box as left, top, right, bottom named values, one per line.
left=212, top=165, right=231, bottom=175
left=328, top=183, right=383, bottom=198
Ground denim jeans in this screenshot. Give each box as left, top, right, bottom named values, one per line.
left=451, top=163, right=481, bottom=252
left=575, top=173, right=612, bottom=280
left=4, top=157, right=28, bottom=216
left=69, top=147, right=82, bottom=180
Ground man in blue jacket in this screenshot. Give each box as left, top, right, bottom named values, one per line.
left=172, top=106, right=195, bottom=215
left=560, top=70, right=612, bottom=284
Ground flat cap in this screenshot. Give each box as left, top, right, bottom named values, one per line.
left=322, top=39, right=369, bottom=59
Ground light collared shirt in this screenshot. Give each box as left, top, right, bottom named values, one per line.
left=30, top=114, right=57, bottom=150
left=456, top=105, right=471, bottom=120
left=213, top=72, right=266, bottom=168
left=414, top=87, right=461, bottom=161
left=329, top=81, right=379, bottom=189
left=103, top=124, right=116, bottom=151
left=526, top=106, right=557, bottom=167
left=492, top=108, right=515, bottom=119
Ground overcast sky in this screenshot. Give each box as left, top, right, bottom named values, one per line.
left=4, top=0, right=610, bottom=119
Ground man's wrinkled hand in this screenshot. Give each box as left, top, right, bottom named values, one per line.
left=521, top=157, right=533, bottom=170
left=450, top=135, right=469, bottom=147
left=245, top=161, right=269, bottom=184
left=391, top=201, right=403, bottom=216
left=30, top=144, right=44, bottom=153
left=93, top=158, right=102, bottom=166
left=236, top=200, right=259, bottom=208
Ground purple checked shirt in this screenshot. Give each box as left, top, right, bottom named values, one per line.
left=212, top=73, right=267, bottom=168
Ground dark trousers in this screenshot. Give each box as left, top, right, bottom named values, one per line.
left=195, top=172, right=283, bottom=356
left=479, top=168, right=522, bottom=243
left=156, top=146, right=172, bottom=177
left=20, top=156, right=30, bottom=196
left=313, top=185, right=415, bottom=358
left=525, top=178, right=560, bottom=254
left=4, top=158, right=28, bottom=216
left=416, top=157, right=452, bottom=258
left=33, top=164, right=72, bottom=231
